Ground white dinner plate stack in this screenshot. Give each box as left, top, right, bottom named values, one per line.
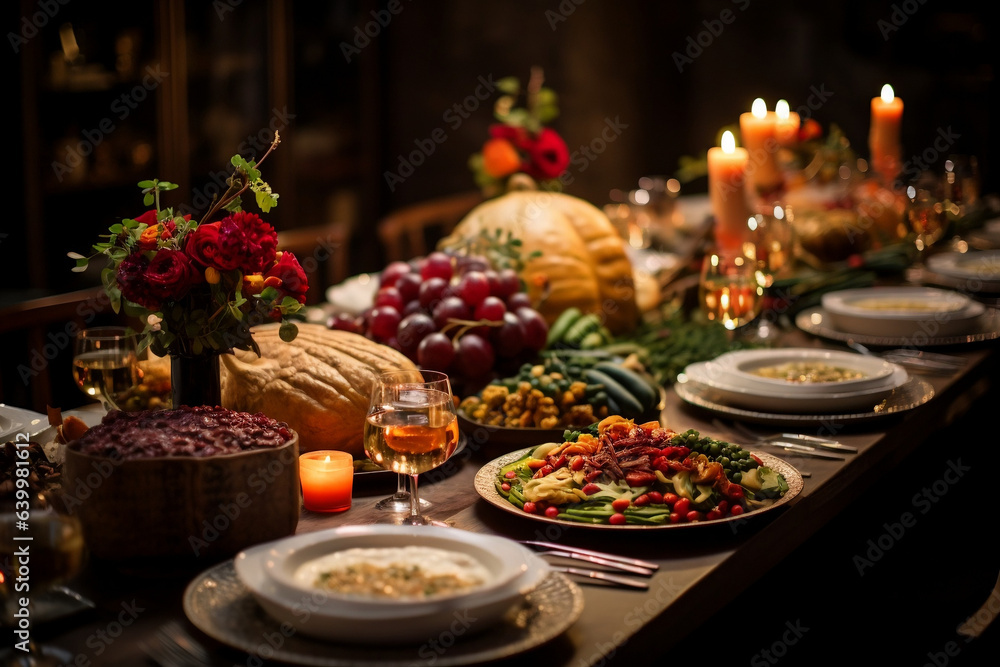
left=820, top=286, right=984, bottom=338
left=680, top=348, right=909, bottom=414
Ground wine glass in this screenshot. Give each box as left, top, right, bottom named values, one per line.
left=72, top=327, right=139, bottom=411
left=698, top=248, right=765, bottom=338
left=906, top=182, right=948, bottom=256
left=1, top=492, right=87, bottom=666
left=364, top=369, right=459, bottom=526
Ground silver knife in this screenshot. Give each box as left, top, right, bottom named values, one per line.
left=519, top=540, right=659, bottom=571
left=538, top=550, right=655, bottom=576
left=758, top=441, right=846, bottom=460
left=775, top=433, right=858, bottom=452
left=549, top=566, right=650, bottom=590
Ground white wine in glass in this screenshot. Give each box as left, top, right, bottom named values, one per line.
left=364, top=369, right=459, bottom=525
left=699, top=251, right=764, bottom=331
left=72, top=327, right=139, bottom=411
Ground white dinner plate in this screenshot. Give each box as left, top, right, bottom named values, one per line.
left=708, top=348, right=897, bottom=395
left=0, top=405, right=49, bottom=441
left=795, top=306, right=1000, bottom=347
left=924, top=250, right=1000, bottom=292
left=679, top=360, right=908, bottom=414
left=821, top=286, right=983, bottom=338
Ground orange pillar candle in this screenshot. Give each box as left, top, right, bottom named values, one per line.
left=708, top=130, right=753, bottom=251
left=774, top=99, right=801, bottom=146
left=739, top=98, right=783, bottom=195
left=869, top=84, right=903, bottom=180
left=299, top=451, right=354, bottom=512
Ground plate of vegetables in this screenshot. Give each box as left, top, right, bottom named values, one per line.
left=474, top=416, right=802, bottom=529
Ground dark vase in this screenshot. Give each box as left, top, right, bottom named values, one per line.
left=170, top=353, right=222, bottom=408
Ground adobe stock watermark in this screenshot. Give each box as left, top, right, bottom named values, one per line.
left=16, top=289, right=113, bottom=386
left=51, top=64, right=170, bottom=183
left=750, top=619, right=810, bottom=666
left=672, top=0, right=752, bottom=73
left=8, top=0, right=71, bottom=54
left=339, top=0, right=412, bottom=62
left=383, top=74, right=500, bottom=192
left=877, top=0, right=930, bottom=41
left=891, top=126, right=961, bottom=191
left=69, top=599, right=146, bottom=666
left=545, top=0, right=586, bottom=31
left=853, top=458, right=970, bottom=576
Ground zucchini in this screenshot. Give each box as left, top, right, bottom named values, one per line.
left=564, top=313, right=603, bottom=346
left=546, top=307, right=583, bottom=348
left=592, top=362, right=658, bottom=411
left=584, top=368, right=644, bottom=417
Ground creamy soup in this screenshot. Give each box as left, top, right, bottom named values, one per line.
left=749, top=361, right=866, bottom=384
left=850, top=298, right=959, bottom=312
left=294, top=546, right=492, bottom=599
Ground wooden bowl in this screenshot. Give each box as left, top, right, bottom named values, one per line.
left=63, top=432, right=300, bottom=565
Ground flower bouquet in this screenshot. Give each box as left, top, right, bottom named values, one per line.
left=468, top=67, right=570, bottom=197
left=70, top=135, right=308, bottom=406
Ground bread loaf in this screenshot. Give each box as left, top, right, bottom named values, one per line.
left=220, top=323, right=418, bottom=457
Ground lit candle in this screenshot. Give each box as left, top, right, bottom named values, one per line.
left=708, top=130, right=753, bottom=251
left=299, top=451, right=354, bottom=512
left=869, top=84, right=903, bottom=180
left=774, top=99, right=801, bottom=146
left=739, top=98, right=783, bottom=195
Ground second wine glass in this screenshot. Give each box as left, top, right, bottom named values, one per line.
left=698, top=249, right=764, bottom=334
left=72, top=327, right=139, bottom=411
left=364, top=369, right=459, bottom=525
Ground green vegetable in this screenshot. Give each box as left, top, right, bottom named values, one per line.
left=584, top=368, right=644, bottom=416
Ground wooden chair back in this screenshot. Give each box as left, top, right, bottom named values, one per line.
left=276, top=220, right=353, bottom=304
left=377, top=191, right=483, bottom=263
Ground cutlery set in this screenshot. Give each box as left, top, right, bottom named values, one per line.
left=519, top=540, right=658, bottom=590
left=846, top=341, right=968, bottom=375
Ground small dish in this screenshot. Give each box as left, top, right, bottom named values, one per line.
left=925, top=250, right=1000, bottom=291
left=712, top=348, right=896, bottom=395
left=821, top=286, right=982, bottom=338
left=234, top=525, right=550, bottom=645
left=679, top=360, right=908, bottom=414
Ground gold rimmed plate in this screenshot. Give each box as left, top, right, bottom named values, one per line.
left=474, top=448, right=803, bottom=530
left=183, top=559, right=584, bottom=667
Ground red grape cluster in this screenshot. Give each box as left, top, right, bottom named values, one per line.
left=328, top=251, right=549, bottom=381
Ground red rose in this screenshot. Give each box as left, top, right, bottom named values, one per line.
left=134, top=210, right=159, bottom=226
left=217, top=211, right=278, bottom=274
left=184, top=222, right=241, bottom=272
left=264, top=251, right=309, bottom=306
left=524, top=128, right=569, bottom=180
left=145, top=249, right=202, bottom=302
left=117, top=252, right=160, bottom=310
left=489, top=124, right=533, bottom=150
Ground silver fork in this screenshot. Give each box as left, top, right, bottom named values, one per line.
left=847, top=341, right=966, bottom=375
left=141, top=621, right=218, bottom=667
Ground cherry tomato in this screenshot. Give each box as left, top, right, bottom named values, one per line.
left=544, top=505, right=560, bottom=519
left=522, top=501, right=537, bottom=514
left=706, top=509, right=722, bottom=521
left=501, top=482, right=511, bottom=492
left=633, top=494, right=650, bottom=507
left=647, top=491, right=663, bottom=505
left=716, top=500, right=729, bottom=515
left=672, top=497, right=691, bottom=516
left=611, top=498, right=631, bottom=512
left=663, top=493, right=679, bottom=506
left=686, top=510, right=702, bottom=522
left=504, top=470, right=517, bottom=479
left=751, top=454, right=763, bottom=466
left=570, top=455, right=585, bottom=471
left=581, top=483, right=601, bottom=496
left=730, top=504, right=744, bottom=516
left=609, top=512, right=628, bottom=525
left=669, top=512, right=684, bottom=524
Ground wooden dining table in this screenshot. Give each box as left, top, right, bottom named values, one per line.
left=23, top=306, right=1000, bottom=666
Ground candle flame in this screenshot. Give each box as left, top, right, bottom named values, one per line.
left=721, top=130, right=736, bottom=154
left=775, top=99, right=790, bottom=120
left=881, top=84, right=895, bottom=103
left=751, top=98, right=767, bottom=119
left=324, top=455, right=331, bottom=462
